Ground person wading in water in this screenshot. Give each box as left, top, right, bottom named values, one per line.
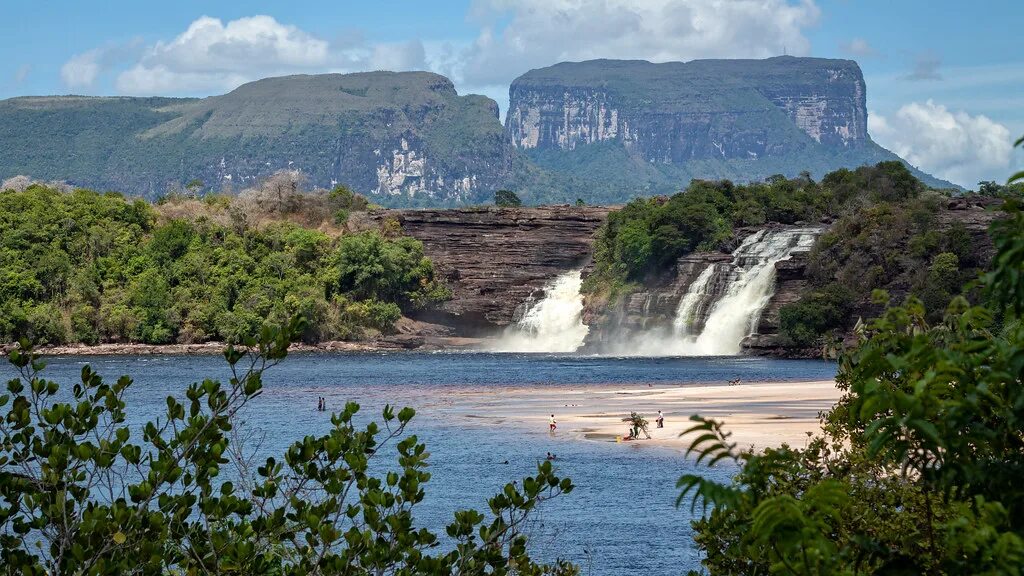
left=549, top=414, right=557, bottom=433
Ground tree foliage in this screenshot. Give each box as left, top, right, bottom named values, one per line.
left=494, top=190, right=522, bottom=208
left=0, top=318, right=577, bottom=574
left=584, top=161, right=947, bottom=301
left=679, top=143, right=1024, bottom=575
left=0, top=185, right=446, bottom=346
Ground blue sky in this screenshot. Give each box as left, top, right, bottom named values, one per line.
left=2, top=0, right=1021, bottom=186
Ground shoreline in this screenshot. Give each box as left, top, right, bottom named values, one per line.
left=439, top=380, right=842, bottom=451
left=3, top=337, right=486, bottom=357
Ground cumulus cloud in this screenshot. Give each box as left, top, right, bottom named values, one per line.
left=839, top=38, right=876, bottom=57
left=116, top=15, right=330, bottom=94
left=61, top=50, right=103, bottom=89
left=459, top=0, right=820, bottom=86
left=869, top=100, right=1015, bottom=187
left=57, top=15, right=430, bottom=95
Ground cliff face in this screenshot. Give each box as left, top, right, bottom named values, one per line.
left=361, top=206, right=610, bottom=331
left=508, top=57, right=867, bottom=159
left=506, top=57, right=954, bottom=194
left=0, top=60, right=956, bottom=206
left=0, top=73, right=511, bottom=205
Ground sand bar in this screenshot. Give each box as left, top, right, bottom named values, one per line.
left=439, top=380, right=842, bottom=451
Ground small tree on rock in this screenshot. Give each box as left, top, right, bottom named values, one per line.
left=495, top=190, right=522, bottom=208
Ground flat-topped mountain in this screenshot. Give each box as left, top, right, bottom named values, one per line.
left=506, top=57, right=954, bottom=196
left=0, top=58, right=955, bottom=204
left=0, top=72, right=510, bottom=203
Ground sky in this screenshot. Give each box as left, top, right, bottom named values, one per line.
left=1, top=0, right=1021, bottom=188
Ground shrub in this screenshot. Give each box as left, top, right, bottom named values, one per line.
left=495, top=189, right=522, bottom=207
left=0, top=320, right=577, bottom=574
left=779, top=283, right=855, bottom=346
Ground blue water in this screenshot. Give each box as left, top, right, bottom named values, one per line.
left=0, top=352, right=836, bottom=573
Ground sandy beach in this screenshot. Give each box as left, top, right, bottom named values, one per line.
left=440, top=380, right=842, bottom=452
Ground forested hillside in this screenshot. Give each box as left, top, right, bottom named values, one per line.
left=0, top=180, right=448, bottom=346
left=0, top=59, right=959, bottom=207
left=583, top=161, right=1014, bottom=349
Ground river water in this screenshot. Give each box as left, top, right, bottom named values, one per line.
left=0, top=352, right=836, bottom=574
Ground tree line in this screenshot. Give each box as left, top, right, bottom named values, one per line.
left=0, top=179, right=448, bottom=346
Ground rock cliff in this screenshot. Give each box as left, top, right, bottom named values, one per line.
left=506, top=57, right=955, bottom=196
left=361, top=206, right=610, bottom=331
left=0, top=72, right=511, bottom=205
left=0, top=59, right=957, bottom=207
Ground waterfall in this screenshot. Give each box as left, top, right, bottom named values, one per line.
left=670, top=227, right=820, bottom=356
left=490, top=270, right=589, bottom=353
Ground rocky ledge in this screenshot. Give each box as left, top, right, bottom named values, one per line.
left=361, top=205, right=611, bottom=332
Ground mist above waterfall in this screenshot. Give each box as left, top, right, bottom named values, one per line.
left=600, top=227, right=821, bottom=357
left=489, top=270, right=589, bottom=353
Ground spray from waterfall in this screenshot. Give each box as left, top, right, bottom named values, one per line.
left=671, top=227, right=821, bottom=355
left=489, top=270, right=589, bottom=353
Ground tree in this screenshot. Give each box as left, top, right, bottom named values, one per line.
left=495, top=190, right=522, bottom=208
left=185, top=179, right=204, bottom=199
left=678, top=138, right=1024, bottom=575
left=0, top=317, right=577, bottom=574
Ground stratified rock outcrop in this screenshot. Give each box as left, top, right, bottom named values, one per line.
left=506, top=57, right=955, bottom=194
left=0, top=72, right=511, bottom=204
left=363, top=206, right=610, bottom=331
left=1, top=58, right=955, bottom=207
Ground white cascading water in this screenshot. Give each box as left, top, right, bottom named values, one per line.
left=489, top=270, right=589, bottom=353
left=669, top=227, right=821, bottom=356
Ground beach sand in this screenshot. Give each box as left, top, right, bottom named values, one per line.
left=441, top=380, right=842, bottom=452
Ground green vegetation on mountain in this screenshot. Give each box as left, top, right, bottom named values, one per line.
left=0, top=179, right=448, bottom=346
left=0, top=72, right=509, bottom=205
left=0, top=59, right=961, bottom=208
left=678, top=168, right=1024, bottom=574
left=0, top=323, right=577, bottom=574
left=507, top=57, right=957, bottom=204
left=583, top=161, right=971, bottom=318
left=494, top=189, right=522, bottom=207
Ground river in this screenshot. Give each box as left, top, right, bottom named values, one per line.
left=0, top=352, right=837, bottom=574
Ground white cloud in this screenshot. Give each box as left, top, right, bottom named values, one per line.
left=99, top=15, right=428, bottom=95
left=367, top=41, right=427, bottom=72
left=61, top=50, right=102, bottom=89
left=840, top=38, right=876, bottom=57
left=458, top=0, right=820, bottom=86
left=869, top=100, right=1015, bottom=187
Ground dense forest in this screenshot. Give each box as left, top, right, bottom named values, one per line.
left=583, top=161, right=1020, bottom=348
left=679, top=138, right=1024, bottom=574
left=0, top=176, right=448, bottom=346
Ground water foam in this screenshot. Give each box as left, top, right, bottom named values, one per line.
left=489, top=270, right=589, bottom=353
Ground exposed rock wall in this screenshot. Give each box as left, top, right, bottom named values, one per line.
left=362, top=206, right=610, bottom=332
left=507, top=57, right=870, bottom=163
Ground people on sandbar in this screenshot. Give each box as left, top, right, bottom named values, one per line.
left=549, top=414, right=557, bottom=433
left=656, top=410, right=665, bottom=428
left=621, top=411, right=651, bottom=440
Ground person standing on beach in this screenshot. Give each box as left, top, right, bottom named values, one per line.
left=656, top=410, right=664, bottom=428
left=549, top=414, right=557, bottom=433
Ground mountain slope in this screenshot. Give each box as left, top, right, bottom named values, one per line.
left=0, top=73, right=511, bottom=205
left=0, top=60, right=955, bottom=205
left=505, top=57, right=956, bottom=200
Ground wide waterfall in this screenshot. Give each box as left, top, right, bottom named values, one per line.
left=489, top=270, right=589, bottom=353
left=670, top=227, right=821, bottom=355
